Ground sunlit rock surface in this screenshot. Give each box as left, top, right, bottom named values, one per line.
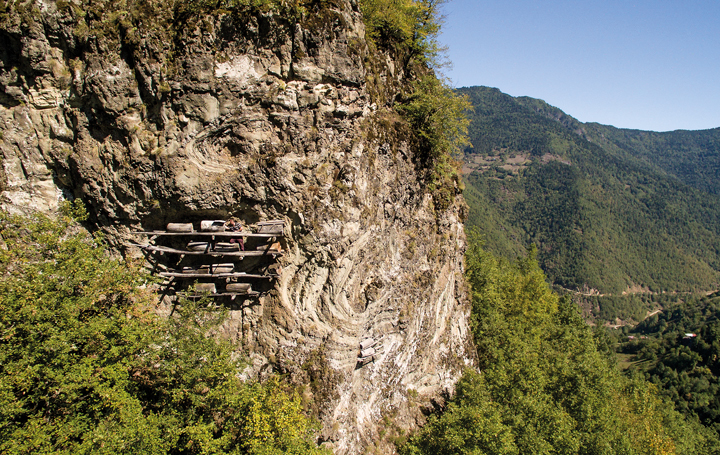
left=0, top=1, right=474, bottom=452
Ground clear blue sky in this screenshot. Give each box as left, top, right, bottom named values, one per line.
left=438, top=0, right=720, bottom=132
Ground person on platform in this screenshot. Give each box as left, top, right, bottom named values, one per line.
left=225, top=219, right=244, bottom=250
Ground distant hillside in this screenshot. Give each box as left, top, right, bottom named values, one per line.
left=581, top=124, right=720, bottom=196
left=459, top=86, right=720, bottom=296
left=514, top=95, right=720, bottom=196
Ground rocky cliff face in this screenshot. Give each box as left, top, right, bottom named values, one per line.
left=0, top=1, right=474, bottom=452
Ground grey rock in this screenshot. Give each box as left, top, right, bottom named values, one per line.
left=0, top=2, right=474, bottom=453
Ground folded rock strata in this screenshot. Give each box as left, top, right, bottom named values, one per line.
left=0, top=1, right=474, bottom=452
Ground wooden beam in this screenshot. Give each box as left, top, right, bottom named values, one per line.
left=177, top=292, right=261, bottom=298
left=141, top=245, right=283, bottom=257
left=133, top=231, right=280, bottom=238
left=159, top=272, right=276, bottom=279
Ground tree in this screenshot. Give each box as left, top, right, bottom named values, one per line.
left=401, top=233, right=719, bottom=454
left=0, top=204, right=328, bottom=454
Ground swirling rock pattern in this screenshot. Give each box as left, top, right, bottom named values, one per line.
left=0, top=1, right=474, bottom=452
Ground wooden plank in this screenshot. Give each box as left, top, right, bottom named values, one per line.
left=141, top=244, right=283, bottom=257
left=159, top=272, right=275, bottom=279
left=196, top=263, right=234, bottom=274
left=187, top=242, right=240, bottom=252
left=133, top=231, right=279, bottom=238
left=177, top=292, right=260, bottom=297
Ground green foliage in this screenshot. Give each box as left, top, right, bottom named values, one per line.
left=359, top=0, right=446, bottom=67
left=397, top=74, right=470, bottom=209
left=233, top=377, right=326, bottom=455
left=400, top=370, right=518, bottom=455
left=398, top=75, right=471, bottom=162
left=460, top=86, right=720, bottom=298
left=621, top=294, right=720, bottom=436
left=583, top=125, right=720, bottom=196
left=590, top=294, right=651, bottom=323
left=0, top=205, right=157, bottom=453
left=360, top=1, right=471, bottom=210
left=401, top=234, right=719, bottom=455
left=0, top=208, right=327, bottom=454
left=360, top=0, right=418, bottom=45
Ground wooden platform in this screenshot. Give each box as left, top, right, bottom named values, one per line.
left=134, top=231, right=279, bottom=238
left=132, top=220, right=284, bottom=300
left=177, top=292, right=260, bottom=298
left=160, top=271, right=276, bottom=279
left=141, top=244, right=283, bottom=257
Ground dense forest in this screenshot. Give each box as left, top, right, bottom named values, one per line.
left=619, top=293, right=720, bottom=436
left=459, top=86, right=720, bottom=303
left=401, top=233, right=720, bottom=454
left=581, top=125, right=720, bottom=197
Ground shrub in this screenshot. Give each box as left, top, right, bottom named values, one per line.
left=0, top=203, right=328, bottom=454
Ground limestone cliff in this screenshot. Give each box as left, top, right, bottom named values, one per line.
left=0, top=1, right=473, bottom=452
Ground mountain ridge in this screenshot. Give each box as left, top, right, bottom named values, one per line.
left=510, top=88, right=720, bottom=194
left=459, top=85, right=720, bottom=299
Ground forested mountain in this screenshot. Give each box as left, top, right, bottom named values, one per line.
left=582, top=124, right=720, bottom=196
left=459, top=86, right=720, bottom=298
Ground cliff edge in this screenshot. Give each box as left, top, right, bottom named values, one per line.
left=0, top=1, right=473, bottom=452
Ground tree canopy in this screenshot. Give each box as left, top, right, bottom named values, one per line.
left=401, top=232, right=719, bottom=455
left=620, top=293, right=720, bottom=436
left=0, top=204, right=327, bottom=455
